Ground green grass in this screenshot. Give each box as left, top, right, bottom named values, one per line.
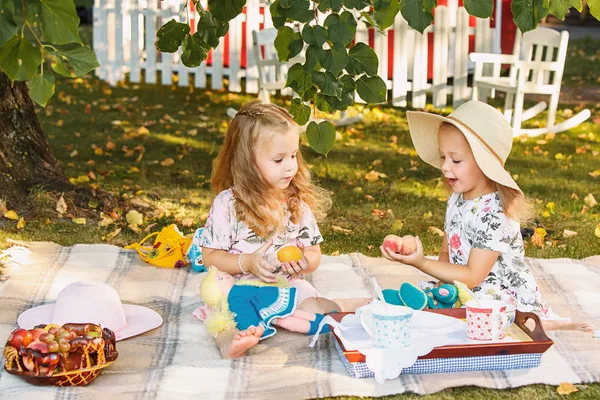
left=1, top=35, right=599, bottom=399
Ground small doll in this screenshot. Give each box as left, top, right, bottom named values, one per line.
left=199, top=267, right=329, bottom=340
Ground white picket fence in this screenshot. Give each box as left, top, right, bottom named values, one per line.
left=93, top=0, right=498, bottom=109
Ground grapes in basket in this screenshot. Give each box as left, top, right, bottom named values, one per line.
left=4, top=323, right=118, bottom=386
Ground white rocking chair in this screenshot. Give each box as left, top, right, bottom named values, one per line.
left=469, top=27, right=590, bottom=137
left=228, top=28, right=362, bottom=127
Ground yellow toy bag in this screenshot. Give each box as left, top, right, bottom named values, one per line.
left=125, top=224, right=192, bottom=269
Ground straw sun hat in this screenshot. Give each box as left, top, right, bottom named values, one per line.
left=407, top=100, right=521, bottom=193
left=18, top=281, right=163, bottom=341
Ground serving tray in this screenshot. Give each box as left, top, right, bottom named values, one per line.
left=330, top=308, right=553, bottom=377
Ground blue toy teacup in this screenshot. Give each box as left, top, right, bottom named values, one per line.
left=357, top=301, right=413, bottom=348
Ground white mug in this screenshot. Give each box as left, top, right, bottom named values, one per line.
left=357, top=301, right=413, bottom=348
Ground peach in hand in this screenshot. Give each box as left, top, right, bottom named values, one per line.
left=382, top=234, right=403, bottom=253
left=277, top=245, right=303, bottom=263
left=399, top=235, right=417, bottom=255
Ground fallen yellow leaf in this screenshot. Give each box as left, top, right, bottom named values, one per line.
left=595, top=223, right=600, bottom=239
left=364, top=170, right=381, bottom=182
left=72, top=218, right=87, bottom=225
left=531, top=228, right=547, bottom=248
left=16, top=217, right=26, bottom=230
left=428, top=227, right=444, bottom=236
left=331, top=225, right=353, bottom=234
left=584, top=193, right=597, bottom=208
left=423, top=211, right=433, bottom=219
left=126, top=210, right=144, bottom=226
left=56, top=194, right=68, bottom=215
left=3, top=210, right=19, bottom=220
left=106, top=228, right=122, bottom=240
left=391, top=220, right=404, bottom=231
left=181, top=217, right=194, bottom=228
left=161, top=158, right=175, bottom=167
left=557, top=382, right=578, bottom=395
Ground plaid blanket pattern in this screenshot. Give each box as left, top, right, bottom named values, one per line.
left=0, top=242, right=599, bottom=399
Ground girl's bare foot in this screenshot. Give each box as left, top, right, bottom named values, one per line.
left=223, top=325, right=264, bottom=359
left=542, top=320, right=594, bottom=333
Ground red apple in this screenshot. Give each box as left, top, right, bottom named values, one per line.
left=399, top=235, right=417, bottom=255
left=8, top=328, right=33, bottom=349
left=29, top=328, right=46, bottom=341
left=382, top=234, right=403, bottom=253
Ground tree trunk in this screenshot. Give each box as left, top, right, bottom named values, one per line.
left=0, top=69, right=69, bottom=209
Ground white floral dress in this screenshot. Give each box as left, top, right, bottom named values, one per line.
left=445, top=192, right=558, bottom=320
left=194, top=189, right=323, bottom=302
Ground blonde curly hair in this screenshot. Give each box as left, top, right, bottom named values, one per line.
left=211, top=101, right=331, bottom=238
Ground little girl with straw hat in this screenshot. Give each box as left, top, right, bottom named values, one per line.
left=381, top=100, right=592, bottom=333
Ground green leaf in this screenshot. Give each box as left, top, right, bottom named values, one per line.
left=347, top=42, right=378, bottom=76
left=27, top=70, right=55, bottom=106
left=304, top=45, right=322, bottom=72
left=400, top=0, right=434, bottom=33
left=343, top=0, right=371, bottom=9
left=288, top=0, right=315, bottom=23
left=289, top=98, right=311, bottom=125
left=463, top=0, right=493, bottom=18
left=318, top=0, right=344, bottom=12
left=208, top=0, right=244, bottom=22
left=325, top=11, right=357, bottom=46
left=374, top=0, right=401, bottom=30
left=322, top=42, right=349, bottom=77
left=280, top=0, right=293, bottom=7
left=181, top=33, right=210, bottom=68
left=286, top=63, right=314, bottom=95
left=423, top=0, right=438, bottom=13
left=511, top=0, right=549, bottom=33
left=589, top=0, right=600, bottom=20
left=0, top=35, right=42, bottom=81
left=270, top=0, right=288, bottom=28
left=274, top=26, right=303, bottom=62
left=196, top=11, right=228, bottom=48
left=360, top=11, right=377, bottom=28
left=40, top=0, right=82, bottom=45
left=302, top=25, right=328, bottom=47
left=312, top=71, right=343, bottom=98
left=306, top=121, right=336, bottom=155
left=51, top=44, right=99, bottom=77
left=356, top=75, right=387, bottom=103
left=155, top=19, right=191, bottom=53
left=548, top=0, right=582, bottom=20
left=316, top=74, right=356, bottom=112
left=301, top=85, right=318, bottom=101
left=0, top=0, right=17, bottom=46
left=25, top=0, right=41, bottom=22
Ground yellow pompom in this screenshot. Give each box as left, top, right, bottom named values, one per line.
left=204, top=308, right=237, bottom=337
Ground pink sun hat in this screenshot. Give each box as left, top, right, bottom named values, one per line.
left=17, top=281, right=163, bottom=341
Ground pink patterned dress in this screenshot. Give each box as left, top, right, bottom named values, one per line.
left=194, top=189, right=323, bottom=303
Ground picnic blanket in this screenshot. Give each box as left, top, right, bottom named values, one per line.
left=0, top=242, right=599, bottom=399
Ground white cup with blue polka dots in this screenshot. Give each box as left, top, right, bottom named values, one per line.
left=358, top=301, right=413, bottom=348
